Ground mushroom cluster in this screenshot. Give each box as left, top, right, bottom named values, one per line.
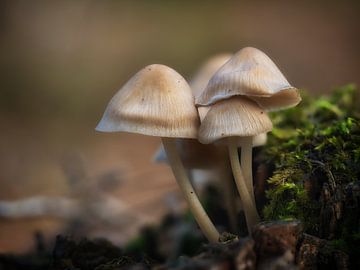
left=96, top=47, right=301, bottom=242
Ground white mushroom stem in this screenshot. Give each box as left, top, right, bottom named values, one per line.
left=162, top=137, right=220, bottom=242
left=240, top=136, right=256, bottom=204
left=228, top=137, right=259, bottom=234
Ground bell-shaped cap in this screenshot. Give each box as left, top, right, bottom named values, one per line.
left=196, top=47, right=301, bottom=111
left=96, top=64, right=199, bottom=138
left=250, top=89, right=301, bottom=111
left=190, top=53, right=232, bottom=99
left=198, top=96, right=273, bottom=144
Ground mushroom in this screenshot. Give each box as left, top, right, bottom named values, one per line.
left=196, top=47, right=301, bottom=209
left=196, top=100, right=268, bottom=234
left=198, top=96, right=273, bottom=233
left=96, top=64, right=219, bottom=242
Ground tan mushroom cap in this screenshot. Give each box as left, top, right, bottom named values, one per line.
left=198, top=96, right=273, bottom=144
left=196, top=47, right=301, bottom=111
left=198, top=101, right=269, bottom=147
left=190, top=53, right=232, bottom=99
left=250, top=88, right=301, bottom=111
left=96, top=64, right=199, bottom=138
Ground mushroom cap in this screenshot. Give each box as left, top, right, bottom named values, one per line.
left=96, top=64, right=199, bottom=138
left=206, top=133, right=268, bottom=148
left=198, top=104, right=268, bottom=146
left=198, top=96, right=273, bottom=144
left=196, top=47, right=301, bottom=110
left=190, top=53, right=232, bottom=99
left=250, top=88, right=301, bottom=111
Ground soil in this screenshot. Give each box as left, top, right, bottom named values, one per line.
left=0, top=220, right=351, bottom=270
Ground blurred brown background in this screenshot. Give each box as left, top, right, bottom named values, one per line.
left=0, top=0, right=359, bottom=253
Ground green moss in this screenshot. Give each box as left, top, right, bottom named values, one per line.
left=263, top=168, right=307, bottom=219
left=262, top=84, right=360, bottom=265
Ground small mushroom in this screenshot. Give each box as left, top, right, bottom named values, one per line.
left=96, top=64, right=220, bottom=242
left=198, top=104, right=268, bottom=206
left=198, top=96, right=273, bottom=233
left=196, top=47, right=301, bottom=211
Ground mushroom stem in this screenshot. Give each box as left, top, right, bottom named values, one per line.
left=228, top=137, right=259, bottom=234
left=217, top=163, right=238, bottom=233
left=162, top=137, right=220, bottom=242
left=240, top=136, right=256, bottom=204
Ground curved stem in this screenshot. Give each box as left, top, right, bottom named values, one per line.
left=228, top=137, right=259, bottom=234
left=241, top=136, right=256, bottom=204
left=162, top=137, right=220, bottom=242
